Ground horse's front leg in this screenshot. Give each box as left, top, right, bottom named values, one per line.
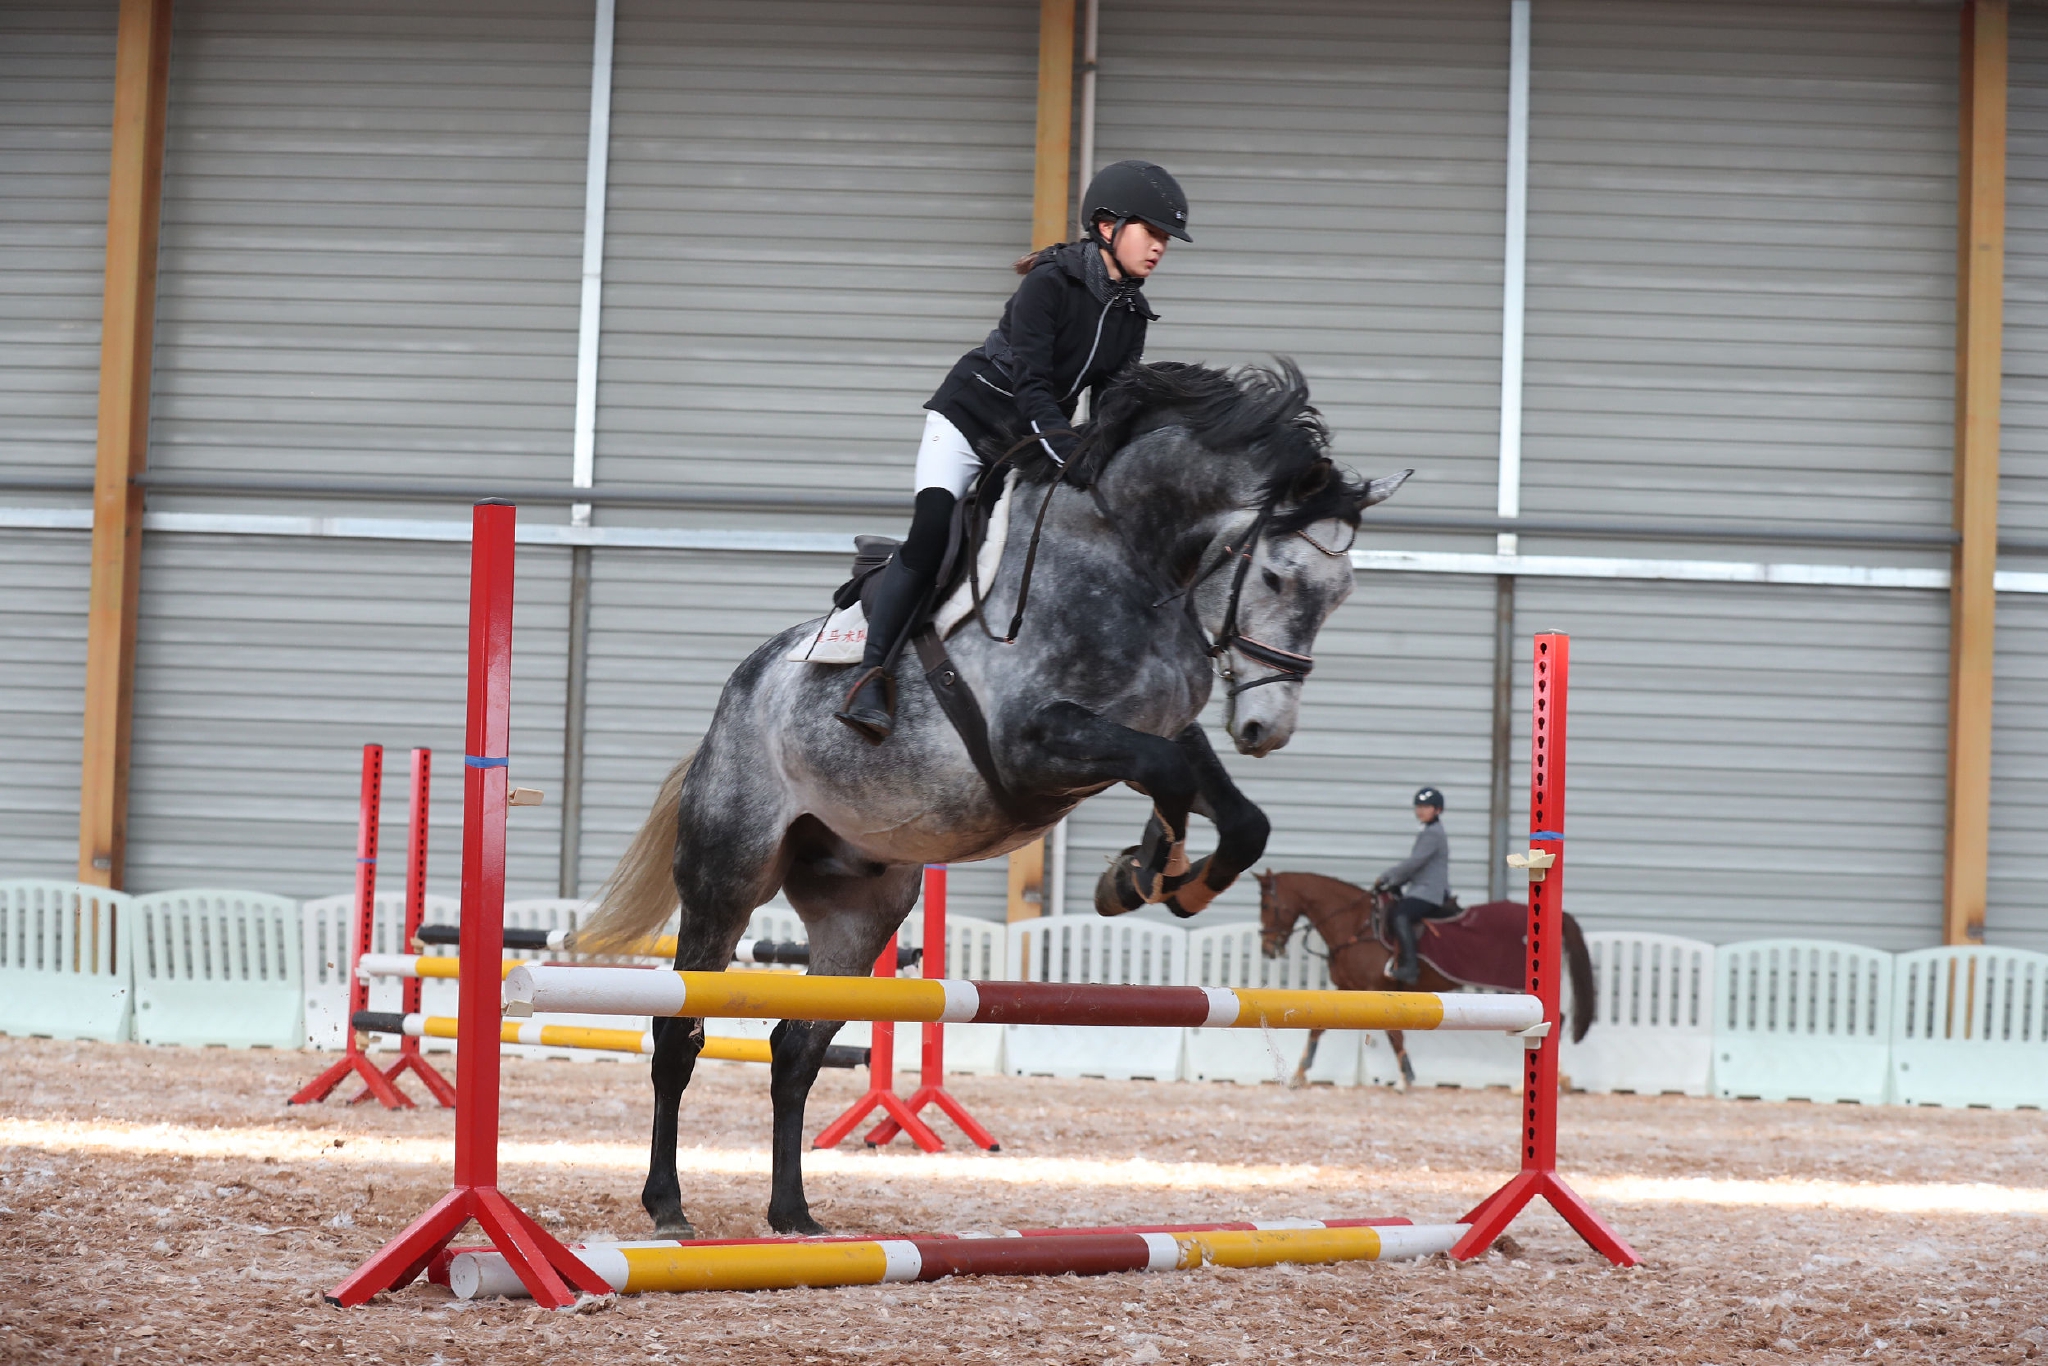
left=1158, top=724, right=1269, bottom=918
left=1290, top=1028, right=1322, bottom=1089
left=1014, top=702, right=1205, bottom=917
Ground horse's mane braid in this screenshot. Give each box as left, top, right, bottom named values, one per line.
left=1009, top=359, right=1370, bottom=530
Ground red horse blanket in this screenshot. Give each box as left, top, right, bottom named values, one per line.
left=1375, top=898, right=1528, bottom=991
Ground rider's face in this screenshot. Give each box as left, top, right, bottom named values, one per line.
left=1414, top=804, right=1439, bottom=824
left=1098, top=220, right=1168, bottom=279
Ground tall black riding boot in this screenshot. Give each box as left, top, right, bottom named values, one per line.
left=834, top=553, right=933, bottom=744
left=1390, top=910, right=1422, bottom=984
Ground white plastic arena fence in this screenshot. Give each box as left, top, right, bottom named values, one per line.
left=1562, top=932, right=1716, bottom=1097
left=1183, top=922, right=1359, bottom=1086
left=1889, top=946, right=2048, bottom=1110
left=1713, top=939, right=1894, bottom=1105
left=130, top=889, right=303, bottom=1049
left=0, top=880, right=133, bottom=1042
left=300, top=890, right=460, bottom=1051
left=1003, top=915, right=1189, bottom=1081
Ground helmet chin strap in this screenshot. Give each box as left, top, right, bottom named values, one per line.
left=1094, top=216, right=1145, bottom=295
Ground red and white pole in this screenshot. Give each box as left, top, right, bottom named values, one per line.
left=326, top=501, right=608, bottom=1309
left=290, top=745, right=412, bottom=1108
left=1450, top=633, right=1638, bottom=1265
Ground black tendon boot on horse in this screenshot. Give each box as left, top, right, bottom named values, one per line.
left=836, top=487, right=954, bottom=744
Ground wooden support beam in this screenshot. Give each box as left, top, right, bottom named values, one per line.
left=1031, top=0, right=1077, bottom=251
left=1007, top=840, right=1046, bottom=923
left=1946, top=0, right=2007, bottom=947
left=79, top=0, right=173, bottom=889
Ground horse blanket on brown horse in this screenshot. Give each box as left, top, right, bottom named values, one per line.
left=1372, top=895, right=1529, bottom=992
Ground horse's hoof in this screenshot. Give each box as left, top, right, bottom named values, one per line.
left=1093, top=849, right=1146, bottom=917
left=769, top=1209, right=828, bottom=1237
left=651, top=1218, right=697, bottom=1240
left=1286, top=1073, right=1307, bottom=1091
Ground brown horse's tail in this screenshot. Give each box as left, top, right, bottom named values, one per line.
left=1562, top=911, right=1597, bottom=1043
left=573, top=751, right=693, bottom=953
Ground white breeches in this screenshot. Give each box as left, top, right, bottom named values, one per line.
left=914, top=411, right=982, bottom=497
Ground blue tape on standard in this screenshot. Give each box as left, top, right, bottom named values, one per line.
left=465, top=755, right=510, bottom=769
left=357, top=858, right=376, bottom=865
left=1528, top=830, right=1563, bottom=841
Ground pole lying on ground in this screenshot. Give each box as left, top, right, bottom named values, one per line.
left=326, top=501, right=610, bottom=1310
left=347, top=1011, right=868, bottom=1069
left=450, top=1223, right=1466, bottom=1299
left=504, top=968, right=1543, bottom=1034
left=1449, top=632, right=1639, bottom=1267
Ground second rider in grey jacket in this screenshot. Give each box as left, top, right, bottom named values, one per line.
left=1376, top=786, right=1452, bottom=984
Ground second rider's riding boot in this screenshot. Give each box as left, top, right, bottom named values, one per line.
left=834, top=553, right=933, bottom=744
left=1390, top=911, right=1422, bottom=984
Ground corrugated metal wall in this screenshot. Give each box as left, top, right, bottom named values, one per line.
left=0, top=3, right=114, bottom=878
left=1094, top=0, right=1508, bottom=533
left=596, top=0, right=1040, bottom=521
left=1992, top=8, right=2048, bottom=953
left=1522, top=0, right=1956, bottom=563
left=118, top=0, right=590, bottom=896
left=1512, top=578, right=1950, bottom=948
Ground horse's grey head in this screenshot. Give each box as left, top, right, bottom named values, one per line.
left=1201, top=469, right=1410, bottom=757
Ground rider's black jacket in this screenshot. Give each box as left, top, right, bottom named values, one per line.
left=926, top=240, right=1156, bottom=466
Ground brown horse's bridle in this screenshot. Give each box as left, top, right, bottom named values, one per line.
left=1258, top=874, right=1382, bottom=960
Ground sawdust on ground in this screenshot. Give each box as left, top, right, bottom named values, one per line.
left=1, top=1035, right=2044, bottom=1365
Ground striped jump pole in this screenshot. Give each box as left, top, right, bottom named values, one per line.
left=326, top=501, right=609, bottom=1310
left=1449, top=632, right=1639, bottom=1267
left=347, top=1010, right=869, bottom=1069
left=448, top=1223, right=1468, bottom=1299
left=412, top=924, right=823, bottom=967
left=503, top=967, right=1543, bottom=1034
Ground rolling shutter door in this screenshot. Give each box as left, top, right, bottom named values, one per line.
left=1063, top=0, right=1511, bottom=921
left=595, top=0, right=1040, bottom=508
left=1993, top=9, right=2048, bottom=951
left=1511, top=578, right=1949, bottom=949
left=0, top=4, right=115, bottom=876
left=120, top=0, right=588, bottom=895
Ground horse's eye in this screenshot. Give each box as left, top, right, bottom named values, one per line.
left=1261, top=569, right=1283, bottom=593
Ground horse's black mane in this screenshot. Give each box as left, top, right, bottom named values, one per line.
left=1007, top=360, right=1369, bottom=531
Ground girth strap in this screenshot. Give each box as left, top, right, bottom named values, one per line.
left=911, top=626, right=1027, bottom=819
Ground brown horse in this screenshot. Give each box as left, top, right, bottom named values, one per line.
left=1255, top=869, right=1596, bottom=1089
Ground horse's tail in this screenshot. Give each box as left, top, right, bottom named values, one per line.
left=1561, top=911, right=1596, bottom=1043
left=574, top=751, right=693, bottom=953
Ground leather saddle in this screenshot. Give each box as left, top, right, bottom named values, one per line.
left=1373, top=894, right=1529, bottom=992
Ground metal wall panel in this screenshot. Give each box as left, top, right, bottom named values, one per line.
left=1055, top=569, right=1501, bottom=925
left=123, top=534, right=568, bottom=899
left=0, top=1, right=114, bottom=481
left=148, top=0, right=592, bottom=508
left=1092, top=0, right=1508, bottom=530
left=1510, top=578, right=1950, bottom=949
left=0, top=531, right=93, bottom=878
left=1994, top=9, right=2048, bottom=952
left=595, top=0, right=1039, bottom=518
left=1521, top=1, right=1956, bottom=562
left=576, top=548, right=1012, bottom=921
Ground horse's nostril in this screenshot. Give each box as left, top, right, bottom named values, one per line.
left=1240, top=721, right=1262, bottom=745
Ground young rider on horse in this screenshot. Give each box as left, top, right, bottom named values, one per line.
left=834, top=159, right=1192, bottom=743
left=1375, top=786, right=1452, bottom=984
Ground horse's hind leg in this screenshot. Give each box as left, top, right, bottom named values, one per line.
left=767, top=857, right=922, bottom=1235
left=1290, top=1028, right=1322, bottom=1089
left=643, top=1016, right=705, bottom=1236
left=1385, top=1028, right=1415, bottom=1090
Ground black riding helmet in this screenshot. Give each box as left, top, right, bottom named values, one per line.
left=1080, top=159, right=1192, bottom=243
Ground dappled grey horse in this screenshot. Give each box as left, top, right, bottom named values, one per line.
left=581, top=361, right=1409, bottom=1236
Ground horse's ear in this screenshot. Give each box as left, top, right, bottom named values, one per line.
left=1358, top=468, right=1413, bottom=511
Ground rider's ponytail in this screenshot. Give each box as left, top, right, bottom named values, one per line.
left=1012, top=242, right=1067, bottom=275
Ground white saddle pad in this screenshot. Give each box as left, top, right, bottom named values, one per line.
left=787, top=480, right=1014, bottom=665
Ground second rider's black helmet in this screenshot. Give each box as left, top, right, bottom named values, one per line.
left=1080, top=160, right=1192, bottom=242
